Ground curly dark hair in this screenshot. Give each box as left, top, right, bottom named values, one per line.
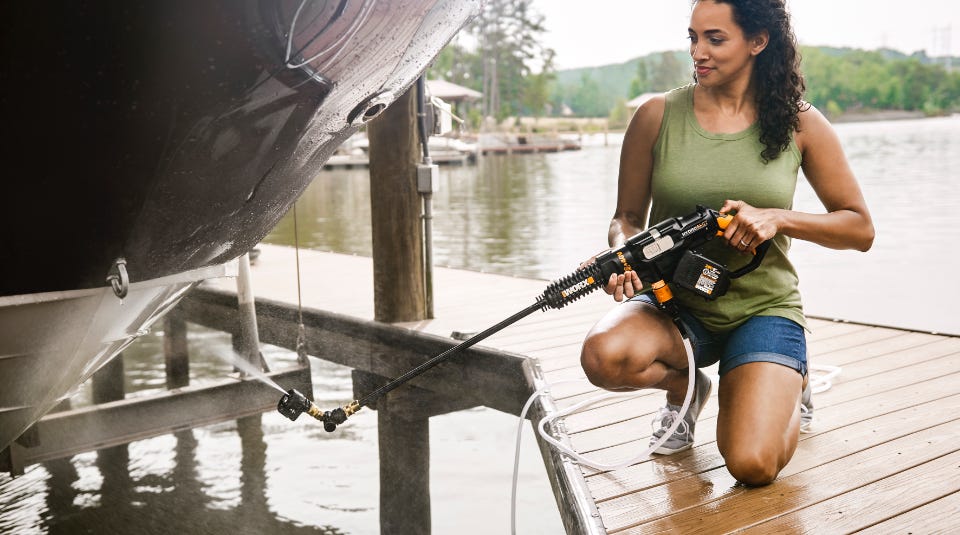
left=696, top=0, right=807, bottom=162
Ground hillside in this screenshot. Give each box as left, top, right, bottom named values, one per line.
left=551, top=47, right=960, bottom=118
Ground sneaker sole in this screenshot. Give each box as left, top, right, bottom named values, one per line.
left=652, top=442, right=693, bottom=455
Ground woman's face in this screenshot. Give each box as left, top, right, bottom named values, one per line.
left=688, top=0, right=766, bottom=87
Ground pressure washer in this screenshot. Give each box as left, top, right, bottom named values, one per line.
left=277, top=204, right=770, bottom=430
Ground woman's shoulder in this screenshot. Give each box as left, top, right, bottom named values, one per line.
left=626, top=85, right=697, bottom=144
left=628, top=93, right=667, bottom=136
left=795, top=101, right=837, bottom=152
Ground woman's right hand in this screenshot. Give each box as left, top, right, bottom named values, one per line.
left=603, top=270, right=642, bottom=302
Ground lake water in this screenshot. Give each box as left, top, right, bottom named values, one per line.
left=2, top=115, right=958, bottom=534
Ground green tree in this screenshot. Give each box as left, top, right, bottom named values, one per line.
left=629, top=58, right=650, bottom=97
left=522, top=48, right=556, bottom=117
left=649, top=52, right=690, bottom=91
left=570, top=73, right=605, bottom=117
left=800, top=46, right=960, bottom=115
left=608, top=97, right=631, bottom=128
left=469, top=0, right=555, bottom=120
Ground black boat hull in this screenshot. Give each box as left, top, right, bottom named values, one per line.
left=3, top=0, right=478, bottom=296
left=0, top=0, right=479, bottom=453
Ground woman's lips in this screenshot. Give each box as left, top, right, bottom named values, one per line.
left=696, top=66, right=712, bottom=76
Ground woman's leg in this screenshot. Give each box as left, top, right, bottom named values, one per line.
left=580, top=301, right=689, bottom=400
left=717, top=361, right=802, bottom=486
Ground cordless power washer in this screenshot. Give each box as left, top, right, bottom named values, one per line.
left=277, top=205, right=769, bottom=430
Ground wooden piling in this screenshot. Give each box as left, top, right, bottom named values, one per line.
left=91, top=351, right=130, bottom=490
left=367, top=85, right=427, bottom=323
left=378, top=402, right=431, bottom=533
left=92, top=352, right=125, bottom=404
left=163, top=310, right=189, bottom=389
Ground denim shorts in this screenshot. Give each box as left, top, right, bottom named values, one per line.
left=631, top=294, right=807, bottom=377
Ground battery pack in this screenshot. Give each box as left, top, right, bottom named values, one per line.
left=673, top=250, right=731, bottom=300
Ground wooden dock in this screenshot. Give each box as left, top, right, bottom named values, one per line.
left=479, top=141, right=581, bottom=155
left=323, top=150, right=474, bottom=169
left=212, top=244, right=960, bottom=533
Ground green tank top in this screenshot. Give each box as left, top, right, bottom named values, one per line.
left=650, top=84, right=806, bottom=332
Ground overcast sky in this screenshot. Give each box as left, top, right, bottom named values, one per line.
left=533, top=1, right=960, bottom=70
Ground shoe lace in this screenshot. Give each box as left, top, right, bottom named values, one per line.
left=651, top=407, right=689, bottom=437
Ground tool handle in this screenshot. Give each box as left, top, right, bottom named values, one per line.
left=730, top=240, right=771, bottom=278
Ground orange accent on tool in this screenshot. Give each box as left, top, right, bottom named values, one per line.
left=651, top=280, right=673, bottom=304
left=716, top=213, right=733, bottom=235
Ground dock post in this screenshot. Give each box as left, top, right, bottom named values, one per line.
left=91, top=352, right=130, bottom=492
left=367, top=84, right=433, bottom=531
left=164, top=310, right=189, bottom=388
left=367, top=86, right=427, bottom=323
left=92, top=352, right=125, bottom=404
left=351, top=368, right=483, bottom=535
left=378, top=404, right=431, bottom=534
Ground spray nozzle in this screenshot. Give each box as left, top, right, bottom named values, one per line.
left=277, top=388, right=313, bottom=421
left=277, top=389, right=359, bottom=432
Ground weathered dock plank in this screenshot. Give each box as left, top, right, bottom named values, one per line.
left=853, top=490, right=960, bottom=534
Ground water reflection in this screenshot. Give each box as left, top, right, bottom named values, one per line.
left=10, top=422, right=341, bottom=535
left=0, top=328, right=369, bottom=534
left=265, top=139, right=622, bottom=280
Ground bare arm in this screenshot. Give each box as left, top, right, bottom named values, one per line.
left=721, top=105, right=875, bottom=252
left=610, top=96, right=665, bottom=246
left=602, top=96, right=666, bottom=300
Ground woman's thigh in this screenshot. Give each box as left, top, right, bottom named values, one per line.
left=715, top=316, right=807, bottom=483
left=716, top=362, right=802, bottom=485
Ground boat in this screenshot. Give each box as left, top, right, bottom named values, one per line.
left=324, top=131, right=479, bottom=168
left=0, top=0, right=481, bottom=453
left=474, top=132, right=582, bottom=154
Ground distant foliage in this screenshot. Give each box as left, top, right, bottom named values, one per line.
left=801, top=48, right=960, bottom=116
left=550, top=47, right=960, bottom=119
left=430, top=22, right=960, bottom=122
left=428, top=0, right=555, bottom=123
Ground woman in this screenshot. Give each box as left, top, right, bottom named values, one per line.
left=579, top=0, right=874, bottom=486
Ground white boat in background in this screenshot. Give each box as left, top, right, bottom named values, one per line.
left=324, top=131, right=479, bottom=168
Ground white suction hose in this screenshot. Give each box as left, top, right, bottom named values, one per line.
left=511, top=338, right=696, bottom=534
left=510, top=340, right=842, bottom=533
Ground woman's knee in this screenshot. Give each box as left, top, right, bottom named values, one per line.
left=580, top=330, right=628, bottom=389
left=580, top=329, right=666, bottom=390
left=722, top=447, right=784, bottom=487
left=580, top=303, right=680, bottom=390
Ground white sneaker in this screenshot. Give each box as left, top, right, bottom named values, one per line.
left=800, top=380, right=814, bottom=433
left=650, top=369, right=712, bottom=454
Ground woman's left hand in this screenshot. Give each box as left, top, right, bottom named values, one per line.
left=720, top=199, right=780, bottom=253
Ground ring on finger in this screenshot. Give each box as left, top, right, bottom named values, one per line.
left=739, top=239, right=750, bottom=247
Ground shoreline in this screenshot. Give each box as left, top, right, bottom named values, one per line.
left=503, top=109, right=950, bottom=135
left=828, top=109, right=928, bottom=123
